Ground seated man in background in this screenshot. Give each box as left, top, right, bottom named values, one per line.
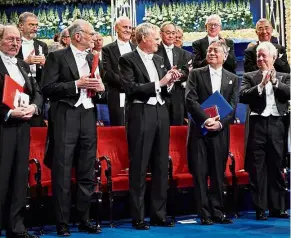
left=244, top=18, right=290, bottom=73
left=240, top=42, right=290, bottom=220
left=192, top=14, right=237, bottom=74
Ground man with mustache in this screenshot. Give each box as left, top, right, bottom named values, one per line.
left=0, top=25, right=43, bottom=238
left=192, top=15, right=237, bottom=74
left=41, top=19, right=105, bottom=236
left=102, top=16, right=136, bottom=126
left=240, top=42, right=290, bottom=220
left=186, top=40, right=239, bottom=225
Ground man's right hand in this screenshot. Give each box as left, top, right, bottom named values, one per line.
left=204, top=115, right=220, bottom=127
left=76, top=75, right=101, bottom=89
left=10, top=107, right=32, bottom=119
left=259, top=71, right=272, bottom=88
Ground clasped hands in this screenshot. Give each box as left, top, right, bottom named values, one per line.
left=76, top=74, right=105, bottom=92
left=260, top=69, right=277, bottom=88
left=204, top=115, right=221, bottom=131
left=25, top=51, right=46, bottom=66
left=160, top=66, right=183, bottom=87
left=10, top=104, right=36, bottom=120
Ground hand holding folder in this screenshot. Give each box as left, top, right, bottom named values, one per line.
left=2, top=74, right=26, bottom=109
left=87, top=53, right=99, bottom=97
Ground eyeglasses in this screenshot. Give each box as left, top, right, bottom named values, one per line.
left=257, top=26, right=271, bottom=33
left=62, top=35, right=70, bottom=38
left=206, top=48, right=223, bottom=54
left=207, top=23, right=220, bottom=29
left=79, top=30, right=96, bottom=37
left=162, top=31, right=176, bottom=36
left=4, top=37, right=22, bottom=44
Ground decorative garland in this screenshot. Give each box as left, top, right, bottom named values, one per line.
left=0, top=0, right=110, bottom=6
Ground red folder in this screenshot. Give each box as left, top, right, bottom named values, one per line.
left=204, top=105, right=219, bottom=118
left=87, top=53, right=99, bottom=97
left=2, top=74, right=23, bottom=109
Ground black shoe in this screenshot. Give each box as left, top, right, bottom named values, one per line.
left=78, top=220, right=100, bottom=233
left=150, top=218, right=175, bottom=227
left=200, top=218, right=214, bottom=225
left=56, top=224, right=71, bottom=237
left=269, top=210, right=290, bottom=218
left=132, top=220, right=150, bottom=230
left=7, top=231, right=39, bottom=238
left=212, top=216, right=233, bottom=224
left=256, top=211, right=268, bottom=220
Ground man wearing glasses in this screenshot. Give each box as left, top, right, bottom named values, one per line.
left=41, top=19, right=105, bottom=236
left=244, top=18, right=290, bottom=73
left=156, top=22, right=190, bottom=125
left=192, top=14, right=237, bottom=74
left=59, top=28, right=71, bottom=48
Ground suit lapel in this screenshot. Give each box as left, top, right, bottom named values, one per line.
left=202, top=66, right=212, bottom=95
left=17, top=61, right=33, bottom=95
left=220, top=69, right=230, bottom=97
left=153, top=55, right=163, bottom=80
left=254, top=70, right=263, bottom=85
left=86, top=53, right=93, bottom=73
left=133, top=50, right=150, bottom=82
left=34, top=39, right=40, bottom=55
left=173, top=47, right=178, bottom=67
left=112, top=41, right=121, bottom=61
left=64, top=47, right=80, bottom=80
left=160, top=45, right=171, bottom=70
left=0, top=57, right=9, bottom=78
left=16, top=47, right=24, bottom=60
left=202, top=37, right=209, bottom=57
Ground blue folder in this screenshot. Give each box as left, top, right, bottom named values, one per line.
left=188, top=90, right=233, bottom=135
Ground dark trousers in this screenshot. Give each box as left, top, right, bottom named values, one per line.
left=127, top=103, right=170, bottom=221
left=246, top=116, right=286, bottom=212
left=0, top=122, right=30, bottom=233
left=167, top=84, right=185, bottom=125
left=107, top=89, right=124, bottom=126
left=52, top=104, right=96, bottom=225
left=188, top=127, right=229, bottom=219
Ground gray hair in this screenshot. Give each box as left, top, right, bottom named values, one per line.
left=256, top=41, right=278, bottom=59
left=115, top=16, right=131, bottom=27
left=176, top=26, right=183, bottom=34
left=209, top=40, right=229, bottom=58
left=0, top=24, right=19, bottom=40
left=59, top=28, right=69, bottom=47
left=205, top=14, right=222, bottom=25
left=67, top=19, right=88, bottom=38
left=135, top=23, right=159, bottom=44
left=160, top=21, right=176, bottom=32
left=255, top=18, right=273, bottom=29
left=18, top=12, right=38, bottom=24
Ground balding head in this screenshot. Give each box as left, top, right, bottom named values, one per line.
left=255, top=18, right=273, bottom=42
left=115, top=16, right=132, bottom=42
left=0, top=25, right=22, bottom=57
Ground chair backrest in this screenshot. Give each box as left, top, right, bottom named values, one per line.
left=169, top=126, right=190, bottom=176
left=226, top=124, right=246, bottom=176
left=29, top=127, right=51, bottom=186
left=97, top=127, right=129, bottom=178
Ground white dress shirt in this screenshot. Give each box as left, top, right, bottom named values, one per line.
left=70, top=44, right=94, bottom=109
left=117, top=38, right=132, bottom=56
left=208, top=35, right=219, bottom=45
left=162, top=43, right=174, bottom=67
left=136, top=47, right=164, bottom=105
left=209, top=65, right=222, bottom=93
left=251, top=70, right=280, bottom=116
left=22, top=37, right=37, bottom=77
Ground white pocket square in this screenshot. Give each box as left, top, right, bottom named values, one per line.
left=279, top=53, right=283, bottom=58
left=229, top=80, right=233, bottom=84
left=161, top=65, right=164, bottom=68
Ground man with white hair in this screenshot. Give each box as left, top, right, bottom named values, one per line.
left=192, top=14, right=236, bottom=74
left=102, top=16, right=136, bottom=126
left=244, top=18, right=290, bottom=73
left=240, top=42, right=290, bottom=220
left=119, top=22, right=181, bottom=230
left=186, top=40, right=239, bottom=225
left=41, top=19, right=105, bottom=235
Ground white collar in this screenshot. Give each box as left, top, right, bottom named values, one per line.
left=0, top=51, right=17, bottom=64
left=117, top=38, right=130, bottom=46
left=21, top=37, right=34, bottom=44
left=162, top=42, right=174, bottom=50
left=209, top=65, right=222, bottom=76
left=137, top=47, right=153, bottom=61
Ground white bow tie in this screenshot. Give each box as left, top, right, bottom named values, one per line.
left=76, top=52, right=88, bottom=60
left=145, top=54, right=154, bottom=61
left=165, top=45, right=174, bottom=51
left=22, top=39, right=34, bottom=45
left=2, top=55, right=17, bottom=65
left=211, top=70, right=222, bottom=77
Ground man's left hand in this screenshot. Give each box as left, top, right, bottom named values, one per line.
left=205, top=121, right=221, bottom=131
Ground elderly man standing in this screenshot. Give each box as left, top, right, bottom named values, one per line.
left=102, top=16, right=136, bottom=126
left=244, top=18, right=290, bottom=73
left=186, top=40, right=239, bottom=225
left=240, top=42, right=290, bottom=220
left=41, top=20, right=105, bottom=236
left=0, top=25, right=43, bottom=238
left=119, top=23, right=181, bottom=230
left=192, top=14, right=237, bottom=74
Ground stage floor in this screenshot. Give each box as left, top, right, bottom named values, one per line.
left=6, top=211, right=288, bottom=238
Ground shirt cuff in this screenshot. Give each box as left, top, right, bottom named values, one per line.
left=4, top=109, right=13, bottom=122
left=218, top=121, right=223, bottom=130
left=155, top=80, right=161, bottom=93
left=167, top=83, right=174, bottom=92
left=257, top=85, right=263, bottom=95
left=75, top=81, right=79, bottom=94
